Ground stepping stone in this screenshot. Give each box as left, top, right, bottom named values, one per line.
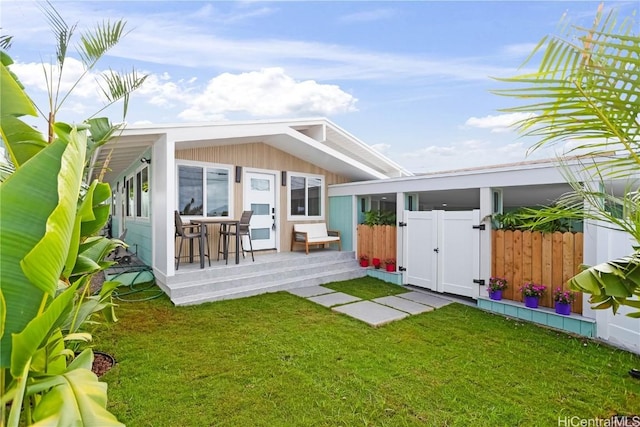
left=333, top=301, right=408, bottom=327
left=308, top=292, right=361, bottom=307
left=288, top=285, right=335, bottom=298
left=373, top=296, right=434, bottom=315
left=397, top=291, right=452, bottom=308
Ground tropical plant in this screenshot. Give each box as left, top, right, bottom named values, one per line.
left=553, top=288, right=577, bottom=305
left=492, top=209, right=573, bottom=232
left=495, top=4, right=640, bottom=316
left=1, top=3, right=146, bottom=425
left=363, top=210, right=396, bottom=226
left=520, top=282, right=547, bottom=298
left=487, top=277, right=508, bottom=293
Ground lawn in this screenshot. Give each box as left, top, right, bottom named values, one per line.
left=95, top=278, right=640, bottom=426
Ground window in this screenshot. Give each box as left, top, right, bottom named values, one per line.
left=288, top=173, right=324, bottom=219
left=126, top=165, right=150, bottom=219
left=136, top=166, right=150, bottom=218
left=126, top=177, right=134, bottom=217
left=177, top=163, right=231, bottom=217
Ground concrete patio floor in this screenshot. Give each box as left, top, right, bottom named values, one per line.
left=288, top=285, right=453, bottom=327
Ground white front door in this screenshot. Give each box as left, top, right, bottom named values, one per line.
left=244, top=172, right=277, bottom=250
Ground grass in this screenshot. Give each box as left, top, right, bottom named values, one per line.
left=95, top=278, right=640, bottom=426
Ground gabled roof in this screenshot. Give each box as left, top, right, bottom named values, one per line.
left=90, top=118, right=412, bottom=183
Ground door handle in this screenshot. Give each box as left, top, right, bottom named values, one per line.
left=433, top=248, right=439, bottom=253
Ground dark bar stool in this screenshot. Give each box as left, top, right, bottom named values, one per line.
left=217, top=223, right=232, bottom=264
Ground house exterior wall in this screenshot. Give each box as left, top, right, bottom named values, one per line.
left=328, top=196, right=354, bottom=251
left=109, top=148, right=154, bottom=265
left=583, top=220, right=640, bottom=354
left=176, top=142, right=350, bottom=252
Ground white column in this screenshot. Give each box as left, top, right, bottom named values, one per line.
left=396, top=192, right=404, bottom=274
left=479, top=187, right=493, bottom=298
left=151, top=134, right=175, bottom=279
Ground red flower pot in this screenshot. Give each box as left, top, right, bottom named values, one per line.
left=372, top=258, right=381, bottom=269
left=359, top=259, right=369, bottom=267
left=385, top=264, right=395, bottom=272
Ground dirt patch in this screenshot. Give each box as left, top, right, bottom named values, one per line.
left=92, top=351, right=115, bottom=377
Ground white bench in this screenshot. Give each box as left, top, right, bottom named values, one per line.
left=291, top=223, right=341, bottom=254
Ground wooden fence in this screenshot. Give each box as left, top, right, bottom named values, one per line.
left=357, top=225, right=397, bottom=265
left=492, top=230, right=584, bottom=314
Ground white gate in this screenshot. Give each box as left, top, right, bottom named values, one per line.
left=403, top=210, right=481, bottom=299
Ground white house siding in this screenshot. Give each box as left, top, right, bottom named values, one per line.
left=583, top=220, right=640, bottom=354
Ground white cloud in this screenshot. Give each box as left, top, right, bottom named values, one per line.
left=392, top=138, right=545, bottom=173
left=136, top=73, right=194, bottom=108
left=501, top=43, right=540, bottom=57
left=465, top=112, right=536, bottom=133
left=10, top=58, right=102, bottom=99
left=177, top=68, right=357, bottom=121
left=339, top=9, right=396, bottom=23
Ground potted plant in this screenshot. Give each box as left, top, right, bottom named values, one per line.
left=372, top=257, right=382, bottom=269
left=385, top=258, right=396, bottom=272
left=553, top=288, right=576, bottom=315
left=520, top=282, right=547, bottom=308
left=359, top=255, right=370, bottom=267
left=487, top=276, right=508, bottom=300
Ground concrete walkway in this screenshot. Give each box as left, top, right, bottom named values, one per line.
left=288, top=285, right=452, bottom=327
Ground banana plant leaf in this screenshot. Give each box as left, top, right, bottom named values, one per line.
left=0, top=127, right=85, bottom=368
left=0, top=56, right=47, bottom=167
left=27, top=349, right=124, bottom=427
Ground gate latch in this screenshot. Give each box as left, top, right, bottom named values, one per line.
left=398, top=222, right=407, bottom=227
left=473, top=279, right=485, bottom=286
left=398, top=266, right=406, bottom=272
left=472, top=224, right=486, bottom=230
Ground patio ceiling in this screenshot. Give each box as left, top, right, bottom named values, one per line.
left=89, top=133, right=158, bottom=183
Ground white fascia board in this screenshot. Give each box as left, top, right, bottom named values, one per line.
left=328, top=161, right=581, bottom=197
left=165, top=122, right=287, bottom=142
left=324, top=118, right=413, bottom=177
left=281, top=127, right=389, bottom=180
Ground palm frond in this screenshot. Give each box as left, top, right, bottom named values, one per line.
left=493, top=8, right=640, bottom=157
left=77, top=20, right=127, bottom=69
left=94, top=69, right=148, bottom=119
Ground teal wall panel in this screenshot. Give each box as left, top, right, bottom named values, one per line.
left=477, top=297, right=595, bottom=338
left=328, top=196, right=353, bottom=251
left=366, top=269, right=403, bottom=285
left=109, top=148, right=153, bottom=266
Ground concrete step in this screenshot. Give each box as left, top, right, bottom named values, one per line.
left=169, top=258, right=360, bottom=300
left=172, top=266, right=367, bottom=306
left=169, top=250, right=356, bottom=285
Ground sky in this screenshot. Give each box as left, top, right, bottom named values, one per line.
left=2, top=1, right=637, bottom=173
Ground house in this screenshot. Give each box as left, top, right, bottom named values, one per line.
left=95, top=118, right=639, bottom=354
left=92, top=118, right=411, bottom=303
